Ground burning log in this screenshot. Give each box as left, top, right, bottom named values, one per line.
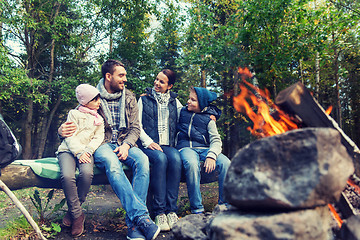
left=340, top=215, right=360, bottom=240
left=275, top=81, right=360, bottom=176
left=339, top=192, right=357, bottom=219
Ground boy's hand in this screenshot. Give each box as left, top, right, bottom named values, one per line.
left=58, top=122, right=77, bottom=138
left=204, top=157, right=216, bottom=173
left=114, top=143, right=130, bottom=161
left=147, top=142, right=163, bottom=152
left=79, top=152, right=91, bottom=163
left=210, top=115, right=216, bottom=121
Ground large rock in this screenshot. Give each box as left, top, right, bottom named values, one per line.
left=172, top=212, right=214, bottom=240
left=224, top=128, right=354, bottom=210
left=209, top=206, right=332, bottom=240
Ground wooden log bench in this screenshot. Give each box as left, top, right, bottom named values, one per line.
left=0, top=158, right=219, bottom=217
left=0, top=158, right=218, bottom=191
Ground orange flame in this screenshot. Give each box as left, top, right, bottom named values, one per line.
left=325, top=106, right=333, bottom=115
left=233, top=68, right=298, bottom=137
left=328, top=203, right=343, bottom=228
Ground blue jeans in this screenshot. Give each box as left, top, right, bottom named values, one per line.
left=94, top=143, right=150, bottom=227
left=141, top=146, right=182, bottom=216
left=179, top=147, right=231, bottom=213
left=58, top=152, right=94, bottom=219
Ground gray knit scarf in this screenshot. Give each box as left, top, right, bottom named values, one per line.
left=152, top=87, right=170, bottom=144
left=96, top=79, right=126, bottom=129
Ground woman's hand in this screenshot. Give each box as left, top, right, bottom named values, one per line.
left=204, top=157, right=216, bottom=173
left=147, top=142, right=163, bottom=152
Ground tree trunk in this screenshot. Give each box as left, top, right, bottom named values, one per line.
left=315, top=52, right=320, bottom=99
left=332, top=35, right=342, bottom=128
left=37, top=96, right=62, bottom=158
left=299, top=58, right=304, bottom=84
left=22, top=99, right=33, bottom=159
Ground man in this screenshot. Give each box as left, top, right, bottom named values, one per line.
left=59, top=59, right=160, bottom=240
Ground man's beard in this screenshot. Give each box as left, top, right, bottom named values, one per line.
left=110, top=80, right=123, bottom=93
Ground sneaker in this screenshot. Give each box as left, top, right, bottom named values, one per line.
left=127, top=226, right=146, bottom=240
left=166, top=212, right=179, bottom=229
left=71, top=212, right=85, bottom=237
left=154, top=214, right=170, bottom=231
left=137, top=216, right=161, bottom=240
left=62, top=211, right=72, bottom=227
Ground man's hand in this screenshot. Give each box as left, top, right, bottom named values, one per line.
left=58, top=122, right=77, bottom=138
left=204, top=157, right=216, bottom=173
left=114, top=143, right=130, bottom=161
left=147, top=142, right=163, bottom=152
left=79, top=152, right=91, bottom=163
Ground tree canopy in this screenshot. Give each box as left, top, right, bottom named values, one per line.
left=1, top=0, right=359, bottom=159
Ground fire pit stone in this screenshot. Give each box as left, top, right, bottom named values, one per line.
left=224, top=127, right=354, bottom=211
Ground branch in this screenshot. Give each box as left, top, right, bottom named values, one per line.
left=0, top=180, right=46, bottom=240
left=328, top=0, right=360, bottom=16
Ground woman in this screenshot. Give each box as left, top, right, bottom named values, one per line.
left=138, top=69, right=182, bottom=231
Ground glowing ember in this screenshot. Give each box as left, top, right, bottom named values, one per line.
left=347, top=179, right=360, bottom=195
left=233, top=67, right=299, bottom=137
left=328, top=203, right=343, bottom=228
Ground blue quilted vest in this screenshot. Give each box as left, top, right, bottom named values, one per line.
left=176, top=105, right=220, bottom=149
left=140, top=88, right=178, bottom=147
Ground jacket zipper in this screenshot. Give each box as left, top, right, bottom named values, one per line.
left=188, top=113, right=195, bottom=148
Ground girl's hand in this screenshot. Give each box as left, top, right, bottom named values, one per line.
left=204, top=157, right=216, bottom=173
left=79, top=152, right=91, bottom=163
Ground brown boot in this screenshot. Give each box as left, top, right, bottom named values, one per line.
left=71, top=212, right=85, bottom=237
left=62, top=211, right=72, bottom=227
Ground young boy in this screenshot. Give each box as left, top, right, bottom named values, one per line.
left=176, top=87, right=231, bottom=214
left=57, top=84, right=104, bottom=237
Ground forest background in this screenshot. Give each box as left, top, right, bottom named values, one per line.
left=0, top=0, right=359, bottom=160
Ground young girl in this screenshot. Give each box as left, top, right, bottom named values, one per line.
left=57, top=83, right=104, bottom=237
left=176, top=87, right=231, bottom=214
left=138, top=69, right=183, bottom=231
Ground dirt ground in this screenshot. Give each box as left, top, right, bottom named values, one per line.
left=1, top=182, right=219, bottom=239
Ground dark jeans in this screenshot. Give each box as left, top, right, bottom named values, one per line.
left=58, top=152, right=94, bottom=219
left=141, top=146, right=182, bottom=216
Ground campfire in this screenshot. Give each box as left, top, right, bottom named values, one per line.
left=223, top=67, right=360, bottom=239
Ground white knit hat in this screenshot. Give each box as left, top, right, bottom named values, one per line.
left=76, top=84, right=100, bottom=105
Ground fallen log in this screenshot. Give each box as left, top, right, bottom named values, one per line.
left=0, top=164, right=110, bottom=191
left=0, top=161, right=218, bottom=191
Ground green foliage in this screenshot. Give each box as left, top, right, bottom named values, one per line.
left=1, top=0, right=360, bottom=157
left=0, top=215, right=32, bottom=238
left=30, top=189, right=66, bottom=224
left=41, top=222, right=62, bottom=239
left=115, top=207, right=127, bottom=219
